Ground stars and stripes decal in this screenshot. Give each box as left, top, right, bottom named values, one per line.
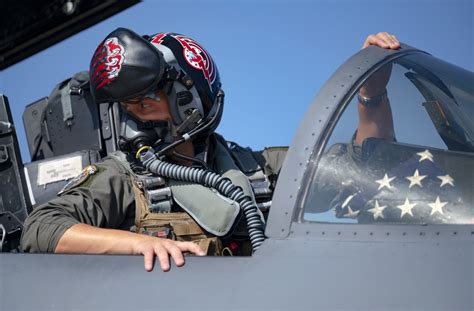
left=334, top=148, right=471, bottom=224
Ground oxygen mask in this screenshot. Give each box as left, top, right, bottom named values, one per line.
left=117, top=111, right=173, bottom=156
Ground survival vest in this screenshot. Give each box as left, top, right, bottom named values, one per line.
left=113, top=134, right=274, bottom=256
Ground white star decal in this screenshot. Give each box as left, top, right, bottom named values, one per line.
left=437, top=174, right=454, bottom=187
left=368, top=200, right=387, bottom=220
left=417, top=150, right=434, bottom=162
left=375, top=174, right=396, bottom=190
left=428, top=196, right=447, bottom=216
left=344, top=206, right=360, bottom=218
left=405, top=169, right=427, bottom=188
left=396, top=198, right=416, bottom=218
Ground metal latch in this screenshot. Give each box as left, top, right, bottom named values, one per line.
left=0, top=145, right=9, bottom=164
left=0, top=121, right=13, bottom=134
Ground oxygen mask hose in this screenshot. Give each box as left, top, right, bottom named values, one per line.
left=139, top=149, right=266, bottom=252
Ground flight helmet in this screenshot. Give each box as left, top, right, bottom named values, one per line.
left=89, top=28, right=224, bottom=153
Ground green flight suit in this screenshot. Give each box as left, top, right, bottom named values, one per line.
left=21, top=134, right=287, bottom=253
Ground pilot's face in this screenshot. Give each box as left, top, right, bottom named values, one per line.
left=121, top=90, right=172, bottom=122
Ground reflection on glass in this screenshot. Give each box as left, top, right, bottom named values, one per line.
left=304, top=53, right=474, bottom=225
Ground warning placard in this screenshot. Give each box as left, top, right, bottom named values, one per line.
left=37, top=156, right=83, bottom=185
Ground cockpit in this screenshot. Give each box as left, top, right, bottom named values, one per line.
left=303, top=52, right=474, bottom=225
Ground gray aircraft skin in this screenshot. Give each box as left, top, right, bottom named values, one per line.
left=1, top=43, right=474, bottom=310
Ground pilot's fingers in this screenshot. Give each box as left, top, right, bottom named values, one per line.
left=155, top=244, right=171, bottom=272
left=363, top=32, right=400, bottom=50
left=389, top=34, right=400, bottom=48
left=363, top=33, right=390, bottom=49
left=363, top=34, right=383, bottom=49
left=142, top=248, right=156, bottom=272
left=166, top=242, right=186, bottom=267
left=176, top=241, right=206, bottom=256
left=381, top=32, right=400, bottom=49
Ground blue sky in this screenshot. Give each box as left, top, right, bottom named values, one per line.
left=1, top=0, right=472, bottom=162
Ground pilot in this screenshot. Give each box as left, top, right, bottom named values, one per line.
left=21, top=29, right=399, bottom=271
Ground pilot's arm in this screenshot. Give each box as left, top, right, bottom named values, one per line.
left=21, top=157, right=204, bottom=272
left=355, top=32, right=400, bottom=145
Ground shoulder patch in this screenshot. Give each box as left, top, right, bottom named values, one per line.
left=58, top=165, right=98, bottom=195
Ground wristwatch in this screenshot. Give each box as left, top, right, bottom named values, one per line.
left=357, top=89, right=387, bottom=107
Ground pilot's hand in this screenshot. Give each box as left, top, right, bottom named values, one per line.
left=360, top=32, right=400, bottom=97
left=55, top=224, right=206, bottom=272
left=132, top=235, right=206, bottom=272
left=362, top=32, right=400, bottom=50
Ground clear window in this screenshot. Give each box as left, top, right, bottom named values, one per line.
left=304, top=54, right=474, bottom=225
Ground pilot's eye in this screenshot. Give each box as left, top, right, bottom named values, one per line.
left=123, top=98, right=143, bottom=105
left=122, top=90, right=160, bottom=106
